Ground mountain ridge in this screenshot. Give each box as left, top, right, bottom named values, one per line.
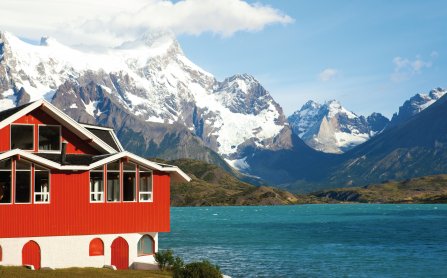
left=1, top=30, right=447, bottom=195
left=288, top=99, right=389, bottom=153
left=0, top=30, right=288, bottom=166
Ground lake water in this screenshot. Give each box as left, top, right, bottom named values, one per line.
left=159, top=205, right=447, bottom=277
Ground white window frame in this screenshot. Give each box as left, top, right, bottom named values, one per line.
left=123, top=161, right=137, bottom=203
left=0, top=158, right=13, bottom=205
left=34, top=164, right=50, bottom=204
left=90, top=166, right=104, bottom=203
left=139, top=166, right=153, bottom=203
left=106, top=161, right=121, bottom=203
left=38, top=124, right=62, bottom=153
left=14, top=159, right=32, bottom=204
left=10, top=123, right=35, bottom=151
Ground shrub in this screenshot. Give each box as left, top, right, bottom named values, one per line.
left=154, top=249, right=174, bottom=271
left=173, top=260, right=222, bottom=278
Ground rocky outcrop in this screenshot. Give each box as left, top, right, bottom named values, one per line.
left=288, top=100, right=389, bottom=153
left=389, top=88, right=446, bottom=127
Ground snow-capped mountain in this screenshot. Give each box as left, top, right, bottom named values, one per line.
left=0, top=31, right=286, bottom=162
left=389, top=87, right=446, bottom=127
left=288, top=100, right=389, bottom=153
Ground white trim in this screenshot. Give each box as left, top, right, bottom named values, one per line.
left=138, top=166, right=153, bottom=203
left=122, top=161, right=137, bottom=203
left=37, top=124, right=62, bottom=153
left=34, top=164, right=51, bottom=204
left=0, top=158, right=13, bottom=205
left=106, top=160, right=121, bottom=203
left=14, top=159, right=32, bottom=204
left=40, top=101, right=117, bottom=154
left=0, top=100, right=117, bottom=154
left=110, top=131, right=125, bottom=152
left=79, top=124, right=125, bottom=152
left=0, top=101, right=43, bottom=130
left=89, top=167, right=105, bottom=203
left=0, top=149, right=191, bottom=183
left=10, top=123, right=35, bottom=151
left=79, top=123, right=114, bottom=131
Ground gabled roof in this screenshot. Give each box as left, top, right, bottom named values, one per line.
left=80, top=123, right=124, bottom=152
left=0, top=99, right=117, bottom=154
left=0, top=102, right=34, bottom=121
left=0, top=149, right=190, bottom=183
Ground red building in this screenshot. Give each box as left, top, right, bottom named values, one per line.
left=0, top=99, right=189, bottom=270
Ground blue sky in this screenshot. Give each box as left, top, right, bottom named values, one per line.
left=177, top=0, right=447, bottom=117
left=1, top=0, right=446, bottom=117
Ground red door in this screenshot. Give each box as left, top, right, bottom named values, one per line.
left=22, top=241, right=41, bottom=270
left=111, top=237, right=129, bottom=270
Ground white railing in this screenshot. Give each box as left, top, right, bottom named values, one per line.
left=34, top=192, right=50, bottom=203
left=139, top=192, right=152, bottom=202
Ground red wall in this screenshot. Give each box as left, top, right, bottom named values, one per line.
left=1, top=108, right=100, bottom=155
left=0, top=171, right=170, bottom=238
left=0, top=125, right=10, bottom=152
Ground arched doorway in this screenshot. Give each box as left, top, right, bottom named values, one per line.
left=111, top=237, right=129, bottom=270
left=22, top=241, right=41, bottom=270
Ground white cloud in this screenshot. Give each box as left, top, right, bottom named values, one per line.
left=390, top=55, right=436, bottom=82
left=318, top=68, right=339, bottom=82
left=0, top=0, right=293, bottom=47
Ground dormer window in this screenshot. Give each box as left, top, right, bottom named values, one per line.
left=39, top=125, right=61, bottom=151
left=11, top=124, right=34, bottom=150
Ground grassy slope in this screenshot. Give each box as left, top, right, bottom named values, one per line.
left=310, top=174, right=447, bottom=203
left=0, top=266, right=171, bottom=278
left=165, top=159, right=298, bottom=206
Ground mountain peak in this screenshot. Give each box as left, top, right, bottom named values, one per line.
left=115, top=30, right=182, bottom=55
left=325, top=99, right=341, bottom=106
left=300, top=100, right=320, bottom=111
left=390, top=87, right=446, bottom=127
left=288, top=99, right=388, bottom=153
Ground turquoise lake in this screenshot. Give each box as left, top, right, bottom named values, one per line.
left=159, top=204, right=447, bottom=277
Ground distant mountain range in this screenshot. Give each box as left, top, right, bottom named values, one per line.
left=0, top=31, right=287, bottom=168
left=1, top=30, right=446, bottom=193
left=288, top=100, right=389, bottom=153
left=246, top=91, right=447, bottom=192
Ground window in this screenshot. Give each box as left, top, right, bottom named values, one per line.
left=123, top=162, right=136, bottom=202
left=39, top=125, right=61, bottom=151
left=11, top=124, right=34, bottom=150
left=90, top=166, right=104, bottom=202
left=15, top=160, right=31, bottom=203
left=0, top=159, right=12, bottom=204
left=139, top=167, right=153, bottom=202
left=137, top=235, right=154, bottom=256
left=89, top=238, right=104, bottom=256
left=34, top=165, right=50, bottom=203
left=107, top=161, right=120, bottom=202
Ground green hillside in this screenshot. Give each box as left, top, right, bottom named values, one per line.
left=310, top=174, right=447, bottom=203
left=165, top=159, right=298, bottom=206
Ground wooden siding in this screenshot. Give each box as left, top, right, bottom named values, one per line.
left=0, top=125, right=10, bottom=152
left=0, top=171, right=170, bottom=238
left=7, top=108, right=100, bottom=155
